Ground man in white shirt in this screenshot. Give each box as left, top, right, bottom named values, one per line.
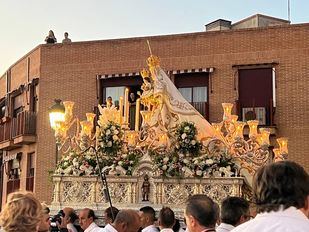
left=79, top=208, right=104, bottom=232
left=139, top=206, right=159, bottom=232
left=103, top=209, right=141, bottom=232
left=217, top=197, right=250, bottom=232
left=158, top=207, right=175, bottom=232
left=232, top=161, right=309, bottom=232
left=184, top=195, right=218, bottom=232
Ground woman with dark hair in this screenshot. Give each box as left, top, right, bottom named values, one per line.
left=45, top=30, right=57, bottom=44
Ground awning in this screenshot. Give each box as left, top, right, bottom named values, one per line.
left=167, top=67, right=214, bottom=75
left=98, top=72, right=140, bottom=79
left=98, top=67, right=214, bottom=79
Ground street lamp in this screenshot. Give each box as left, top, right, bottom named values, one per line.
left=49, top=99, right=65, bottom=164
left=49, top=99, right=65, bottom=129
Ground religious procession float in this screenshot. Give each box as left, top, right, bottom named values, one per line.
left=49, top=52, right=288, bottom=216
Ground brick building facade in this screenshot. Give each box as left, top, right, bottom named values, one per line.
left=0, top=15, right=308, bottom=206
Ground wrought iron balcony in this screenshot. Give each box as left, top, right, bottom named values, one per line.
left=0, top=111, right=37, bottom=150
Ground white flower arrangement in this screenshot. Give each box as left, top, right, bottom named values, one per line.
left=97, top=121, right=124, bottom=156
left=175, top=121, right=201, bottom=157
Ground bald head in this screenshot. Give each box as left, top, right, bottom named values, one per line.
left=113, top=209, right=141, bottom=232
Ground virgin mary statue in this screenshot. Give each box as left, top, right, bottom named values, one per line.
left=141, top=55, right=216, bottom=140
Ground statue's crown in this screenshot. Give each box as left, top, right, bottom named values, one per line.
left=147, top=55, right=160, bottom=67
left=140, top=69, right=150, bottom=78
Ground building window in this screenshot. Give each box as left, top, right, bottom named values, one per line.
left=238, top=68, right=273, bottom=126
left=179, top=86, right=208, bottom=102
left=26, top=153, right=35, bottom=191
left=100, top=75, right=143, bottom=129
left=105, top=86, right=125, bottom=106
left=0, top=100, right=5, bottom=119
left=175, top=73, right=209, bottom=120
left=101, top=75, right=143, bottom=106
left=12, top=94, right=24, bottom=118
left=30, top=84, right=38, bottom=112
left=8, top=159, right=20, bottom=180
left=178, top=88, right=192, bottom=102
left=6, top=153, right=21, bottom=195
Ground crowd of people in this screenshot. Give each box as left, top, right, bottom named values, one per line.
left=0, top=161, right=308, bottom=232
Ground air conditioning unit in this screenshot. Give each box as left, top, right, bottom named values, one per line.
left=242, top=107, right=266, bottom=125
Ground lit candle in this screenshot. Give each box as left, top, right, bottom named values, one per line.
left=229, top=115, right=239, bottom=132
left=247, top=120, right=259, bottom=138
left=259, top=128, right=270, bottom=146
left=126, top=130, right=137, bottom=147
left=222, top=103, right=233, bottom=121
left=80, top=120, right=92, bottom=137
left=63, top=101, right=75, bottom=123
left=127, top=131, right=136, bottom=146
left=124, top=88, right=129, bottom=124
left=119, top=96, right=124, bottom=124
left=231, top=115, right=238, bottom=123
left=135, top=98, right=141, bottom=131
left=234, top=121, right=245, bottom=139
left=277, top=137, right=288, bottom=154
left=140, top=111, right=152, bottom=125
left=212, top=123, right=222, bottom=135
left=86, top=113, right=96, bottom=130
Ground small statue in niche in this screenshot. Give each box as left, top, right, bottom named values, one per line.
left=141, top=174, right=150, bottom=201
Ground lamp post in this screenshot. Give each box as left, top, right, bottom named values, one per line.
left=49, top=99, right=65, bottom=165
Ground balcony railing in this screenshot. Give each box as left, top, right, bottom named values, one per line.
left=0, top=111, right=37, bottom=147
left=12, top=111, right=36, bottom=138
left=0, top=119, right=11, bottom=142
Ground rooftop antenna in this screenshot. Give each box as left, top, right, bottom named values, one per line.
left=147, top=40, right=153, bottom=56
left=288, top=0, right=291, bottom=22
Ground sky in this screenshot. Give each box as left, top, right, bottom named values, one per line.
left=0, top=0, right=308, bottom=75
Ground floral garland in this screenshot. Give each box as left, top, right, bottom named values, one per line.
left=55, top=148, right=142, bottom=176
left=55, top=150, right=112, bottom=176
left=190, top=152, right=236, bottom=177
left=97, top=121, right=123, bottom=156
left=150, top=121, right=237, bottom=178
left=175, top=121, right=201, bottom=157
left=150, top=149, right=236, bottom=178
